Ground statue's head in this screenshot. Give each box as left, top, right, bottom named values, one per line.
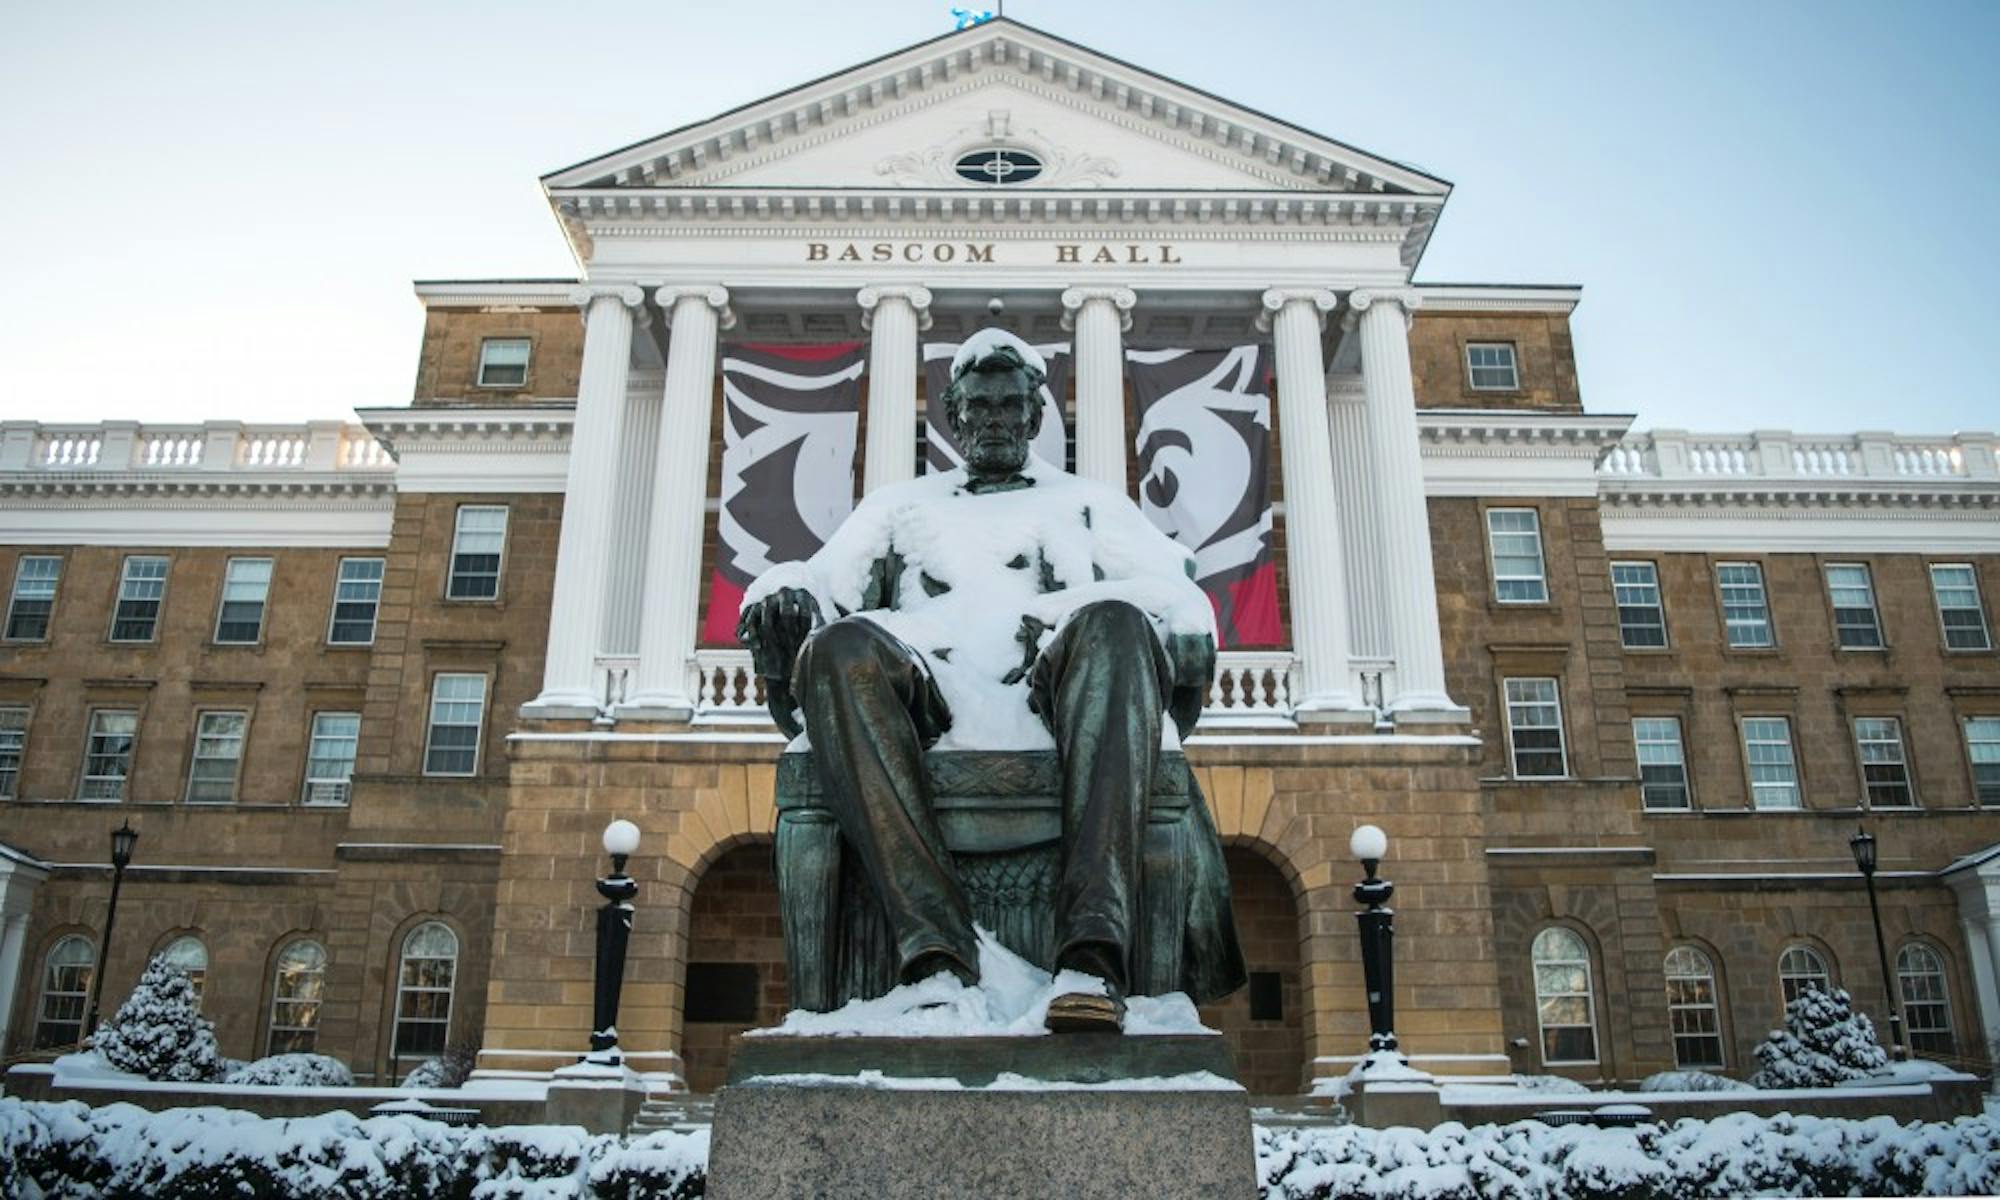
left=943, top=331, right=1046, bottom=480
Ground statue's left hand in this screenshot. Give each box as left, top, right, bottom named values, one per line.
left=1166, top=632, right=1216, bottom=736
left=737, top=587, right=823, bottom=737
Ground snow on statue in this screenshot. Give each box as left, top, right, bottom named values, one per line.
left=738, top=328, right=1244, bottom=1033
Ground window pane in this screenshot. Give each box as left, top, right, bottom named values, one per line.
left=1968, top=718, right=2000, bottom=807
left=0, top=708, right=27, bottom=799
left=1779, top=945, right=1831, bottom=1004
left=393, top=923, right=457, bottom=1067
left=1896, top=944, right=1953, bottom=1057
left=1611, top=562, right=1667, bottom=648
left=478, top=338, right=531, bottom=387
left=1826, top=564, right=1882, bottom=649
left=448, top=508, right=507, bottom=600
left=305, top=712, right=360, bottom=805
left=1531, top=928, right=1597, bottom=1064
left=7, top=556, right=61, bottom=640
left=215, top=559, right=272, bottom=643
left=270, top=940, right=327, bottom=1055
left=1634, top=716, right=1690, bottom=809
left=425, top=675, right=486, bottom=776
left=81, top=710, right=138, bottom=800
left=35, top=936, right=94, bottom=1049
left=1854, top=717, right=1914, bottom=808
left=1718, top=563, right=1773, bottom=647
left=1504, top=678, right=1566, bottom=778
left=187, top=711, right=247, bottom=802
left=1931, top=565, right=1992, bottom=651
left=1466, top=343, right=1519, bottom=390
left=1742, top=717, right=1799, bottom=809
left=111, top=557, right=169, bottom=642
left=1487, top=510, right=1547, bottom=603
left=1664, top=946, right=1725, bottom=1068
left=328, top=558, right=384, bottom=645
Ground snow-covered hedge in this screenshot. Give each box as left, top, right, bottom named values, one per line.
left=1636, top=1071, right=1752, bottom=1094
left=222, top=1054, right=356, bottom=1088
left=91, top=956, right=221, bottom=1082
left=1259, top=1111, right=2000, bottom=1199
left=0, top=1099, right=707, bottom=1199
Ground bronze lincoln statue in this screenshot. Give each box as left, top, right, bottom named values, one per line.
left=738, top=329, right=1244, bottom=1032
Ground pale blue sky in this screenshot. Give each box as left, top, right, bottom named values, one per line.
left=2, top=1, right=1994, bottom=434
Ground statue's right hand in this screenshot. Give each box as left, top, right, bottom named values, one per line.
left=737, top=587, right=822, bottom=681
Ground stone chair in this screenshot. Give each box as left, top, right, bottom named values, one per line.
left=773, top=749, right=1212, bottom=1011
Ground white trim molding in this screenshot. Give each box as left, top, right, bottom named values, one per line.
left=1418, top=410, right=1635, bottom=497
left=355, top=406, right=575, bottom=494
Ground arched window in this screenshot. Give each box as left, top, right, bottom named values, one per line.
left=1896, top=943, right=1954, bottom=1057
left=268, top=939, right=327, bottom=1055
left=160, top=936, right=208, bottom=1008
left=34, top=936, right=95, bottom=1049
left=1532, top=928, right=1598, bottom=1065
left=392, top=922, right=458, bottom=1072
left=1664, top=946, right=1725, bottom=1068
left=1778, top=944, right=1832, bottom=1007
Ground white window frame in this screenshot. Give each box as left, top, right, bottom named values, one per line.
left=185, top=710, right=249, bottom=804
left=446, top=506, right=509, bottom=601
left=476, top=337, right=531, bottom=388
left=1967, top=716, right=2000, bottom=807
left=1717, top=562, right=1774, bottom=648
left=1664, top=945, right=1726, bottom=1069
left=423, top=673, right=488, bottom=777
left=6, top=554, right=62, bottom=642
left=160, top=935, right=208, bottom=1008
left=34, top=935, right=94, bottom=1050
left=1486, top=508, right=1549, bottom=604
left=1778, top=944, right=1832, bottom=1006
left=109, top=555, right=170, bottom=644
left=1503, top=677, right=1569, bottom=779
left=1930, top=563, right=1992, bottom=651
left=326, top=557, right=385, bottom=646
left=1634, top=716, right=1691, bottom=809
left=1465, top=341, right=1520, bottom=391
left=1611, top=561, right=1668, bottom=648
left=1895, top=942, right=1954, bottom=1058
left=1741, top=716, right=1801, bottom=810
left=1824, top=562, right=1884, bottom=650
left=391, top=921, right=459, bottom=1072
left=78, top=708, right=138, bottom=801
left=303, top=711, right=360, bottom=806
left=0, top=707, right=28, bottom=800
left=1532, top=927, right=1599, bottom=1066
left=268, top=939, right=328, bottom=1056
left=1853, top=716, right=1916, bottom=809
left=213, top=557, right=273, bottom=645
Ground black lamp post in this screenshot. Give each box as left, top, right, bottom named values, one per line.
left=1849, top=826, right=1908, bottom=1062
left=1350, top=824, right=1400, bottom=1058
left=85, top=820, right=140, bottom=1037
left=589, top=819, right=641, bottom=1064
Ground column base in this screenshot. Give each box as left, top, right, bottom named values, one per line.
left=1389, top=702, right=1473, bottom=730
left=1293, top=698, right=1377, bottom=728
left=614, top=695, right=695, bottom=722
left=521, top=696, right=603, bottom=721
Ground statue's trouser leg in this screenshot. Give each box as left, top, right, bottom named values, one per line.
left=793, top=617, right=978, bottom=981
left=1033, top=600, right=1173, bottom=994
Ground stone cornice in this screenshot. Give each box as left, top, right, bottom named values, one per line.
left=1412, top=285, right=1581, bottom=314
left=415, top=280, right=580, bottom=309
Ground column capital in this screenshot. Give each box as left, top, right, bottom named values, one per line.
left=569, top=283, right=646, bottom=311
left=1059, top=285, right=1137, bottom=332
left=856, top=284, right=934, bottom=332
left=654, top=285, right=737, bottom=331
left=1256, top=288, right=1338, bottom=333
left=1342, top=288, right=1422, bottom=331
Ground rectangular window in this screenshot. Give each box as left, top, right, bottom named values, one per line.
left=0, top=708, right=27, bottom=799
left=1717, top=562, right=1774, bottom=648
left=1742, top=717, right=1800, bottom=810
left=304, top=712, right=360, bottom=805
left=6, top=556, right=61, bottom=641
left=110, top=556, right=170, bottom=642
left=1465, top=342, right=1519, bottom=391
left=214, top=558, right=273, bottom=644
left=1931, top=564, right=1992, bottom=651
left=1634, top=717, right=1691, bottom=809
left=447, top=507, right=508, bottom=600
left=1853, top=717, right=1915, bottom=808
left=186, top=711, right=248, bottom=803
left=1503, top=678, right=1568, bottom=778
left=326, top=557, right=384, bottom=645
left=1825, top=563, right=1882, bottom=649
left=1969, top=718, right=2000, bottom=807
left=424, top=674, right=487, bottom=776
left=1486, top=509, right=1548, bottom=604
left=476, top=338, right=531, bottom=388
left=1611, top=561, right=1668, bottom=648
left=79, top=709, right=138, bottom=800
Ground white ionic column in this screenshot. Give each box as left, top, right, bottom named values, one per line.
left=525, top=284, right=646, bottom=717
left=622, top=286, right=734, bottom=719
left=1258, top=289, right=1366, bottom=722
left=858, top=285, right=932, bottom=494
left=0, top=912, right=27, bottom=1057
left=1347, top=289, right=1464, bottom=720
left=1327, top=377, right=1389, bottom=660
left=1061, top=286, right=1137, bottom=489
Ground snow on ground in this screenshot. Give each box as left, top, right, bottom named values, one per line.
left=748, top=925, right=1214, bottom=1038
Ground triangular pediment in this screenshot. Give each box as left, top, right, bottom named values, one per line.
left=543, top=20, right=1448, bottom=199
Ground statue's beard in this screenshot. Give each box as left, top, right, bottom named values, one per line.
left=963, top=431, right=1031, bottom=476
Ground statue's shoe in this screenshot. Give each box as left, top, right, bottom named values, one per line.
left=1044, top=989, right=1125, bottom=1033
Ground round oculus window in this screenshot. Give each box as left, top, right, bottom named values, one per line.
left=954, top=148, right=1043, bottom=185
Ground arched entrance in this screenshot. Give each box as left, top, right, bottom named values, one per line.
left=1199, top=845, right=1307, bottom=1094
left=680, top=841, right=787, bottom=1093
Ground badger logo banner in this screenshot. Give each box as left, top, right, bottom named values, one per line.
left=922, top=341, right=1071, bottom=471
left=1127, top=345, right=1281, bottom=648
left=703, top=343, right=866, bottom=644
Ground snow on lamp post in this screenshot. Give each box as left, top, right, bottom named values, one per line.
left=1849, top=826, right=1907, bottom=1062
left=1349, top=824, right=1399, bottom=1058
left=85, top=820, right=139, bottom=1038
left=589, top=819, right=641, bottom=1064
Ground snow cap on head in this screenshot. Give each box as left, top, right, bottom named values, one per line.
left=950, top=328, right=1047, bottom=380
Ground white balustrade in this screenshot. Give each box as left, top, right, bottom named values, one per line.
left=4, top=421, right=393, bottom=474
left=1602, top=430, right=1989, bottom=485
left=139, top=429, right=206, bottom=466
left=1203, top=652, right=1298, bottom=727
left=37, top=429, right=103, bottom=467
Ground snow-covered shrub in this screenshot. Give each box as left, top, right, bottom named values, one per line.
left=1751, top=986, right=1890, bottom=1089
left=404, top=1043, right=478, bottom=1089
left=1637, top=1069, right=1752, bottom=1093
left=1508, top=1073, right=1589, bottom=1093
left=223, top=1053, right=355, bottom=1088
left=91, top=954, right=221, bottom=1082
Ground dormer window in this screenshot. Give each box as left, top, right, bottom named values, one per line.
left=477, top=338, right=531, bottom=388
left=954, top=148, right=1043, bottom=185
